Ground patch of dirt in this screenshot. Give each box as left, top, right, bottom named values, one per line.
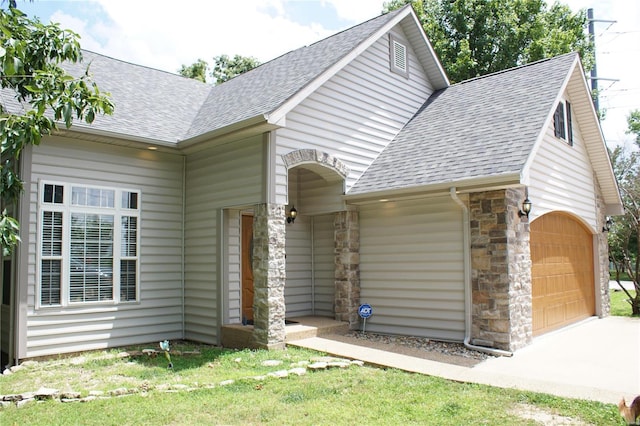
left=509, top=403, right=591, bottom=425
left=323, top=331, right=492, bottom=367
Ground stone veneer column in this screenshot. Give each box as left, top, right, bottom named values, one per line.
left=469, top=188, right=532, bottom=351
left=334, top=210, right=360, bottom=328
left=595, top=180, right=611, bottom=317
left=252, top=203, right=286, bottom=350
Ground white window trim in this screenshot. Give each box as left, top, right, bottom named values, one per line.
left=389, top=34, right=409, bottom=78
left=36, top=180, right=141, bottom=309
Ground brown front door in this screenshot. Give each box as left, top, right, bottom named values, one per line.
left=242, top=215, right=254, bottom=322
left=531, top=212, right=595, bottom=336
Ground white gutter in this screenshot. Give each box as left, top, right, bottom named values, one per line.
left=310, top=216, right=315, bottom=316
left=449, top=188, right=513, bottom=357
left=346, top=172, right=522, bottom=204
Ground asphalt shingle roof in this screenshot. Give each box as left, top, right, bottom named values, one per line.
left=62, top=51, right=212, bottom=144
left=184, top=7, right=405, bottom=139
left=348, top=52, right=578, bottom=195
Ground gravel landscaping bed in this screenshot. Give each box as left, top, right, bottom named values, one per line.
left=326, top=331, right=495, bottom=367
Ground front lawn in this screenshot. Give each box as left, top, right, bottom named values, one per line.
left=610, top=288, right=638, bottom=317
left=0, top=342, right=624, bottom=425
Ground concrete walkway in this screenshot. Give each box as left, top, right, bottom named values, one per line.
left=289, top=316, right=640, bottom=404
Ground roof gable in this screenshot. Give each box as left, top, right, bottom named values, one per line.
left=522, top=55, right=622, bottom=213
left=348, top=53, right=582, bottom=196
left=184, top=4, right=447, bottom=142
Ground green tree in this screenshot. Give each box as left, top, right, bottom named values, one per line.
left=210, top=54, right=260, bottom=85
left=383, top=0, right=593, bottom=83
left=627, top=110, right=640, bottom=145
left=179, top=54, right=260, bottom=85
left=608, top=109, right=640, bottom=316
left=178, top=58, right=208, bottom=83
left=0, top=5, right=114, bottom=256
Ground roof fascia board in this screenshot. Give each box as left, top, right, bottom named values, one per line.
left=568, top=59, right=622, bottom=207
left=345, top=172, right=521, bottom=203
left=606, top=203, right=624, bottom=216
left=267, top=7, right=426, bottom=125
left=179, top=118, right=280, bottom=155
left=404, top=9, right=450, bottom=88
left=55, top=126, right=181, bottom=151
left=178, top=115, right=276, bottom=150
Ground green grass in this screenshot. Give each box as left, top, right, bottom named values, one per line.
left=0, top=343, right=624, bottom=425
left=610, top=288, right=638, bottom=317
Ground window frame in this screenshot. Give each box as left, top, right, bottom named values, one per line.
left=553, top=99, right=574, bottom=146
left=37, top=181, right=141, bottom=308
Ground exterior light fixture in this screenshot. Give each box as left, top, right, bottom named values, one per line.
left=518, top=198, right=532, bottom=218
left=287, top=205, right=297, bottom=224
left=602, top=216, right=613, bottom=232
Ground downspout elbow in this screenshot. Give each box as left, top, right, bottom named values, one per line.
left=449, top=188, right=513, bottom=357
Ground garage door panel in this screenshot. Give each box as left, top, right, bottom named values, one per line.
left=531, top=213, right=595, bottom=336
left=544, top=303, right=566, bottom=329
left=532, top=276, right=546, bottom=298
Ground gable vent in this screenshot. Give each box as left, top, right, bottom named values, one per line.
left=389, top=35, right=409, bottom=77
left=393, top=41, right=406, bottom=71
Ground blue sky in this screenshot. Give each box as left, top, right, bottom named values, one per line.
left=11, top=0, right=640, bottom=148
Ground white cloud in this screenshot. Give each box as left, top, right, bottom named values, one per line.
left=324, top=0, right=385, bottom=22
left=79, top=0, right=357, bottom=72
left=48, top=0, right=355, bottom=73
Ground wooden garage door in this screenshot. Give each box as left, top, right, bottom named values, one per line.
left=531, top=212, right=595, bottom=336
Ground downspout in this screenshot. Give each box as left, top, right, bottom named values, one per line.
left=181, top=155, right=186, bottom=339
left=449, top=188, right=513, bottom=357
left=311, top=216, right=315, bottom=316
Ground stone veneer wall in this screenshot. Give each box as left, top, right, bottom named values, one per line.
left=594, top=177, right=611, bottom=317
left=334, top=210, right=360, bottom=328
left=252, top=203, right=286, bottom=349
left=469, top=188, right=532, bottom=352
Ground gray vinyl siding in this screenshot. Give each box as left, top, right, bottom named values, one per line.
left=274, top=25, right=434, bottom=205
left=285, top=215, right=313, bottom=316
left=23, top=136, right=184, bottom=358
left=359, top=196, right=465, bottom=341
left=528, top=94, right=597, bottom=229
left=184, top=136, right=264, bottom=344
left=290, top=168, right=344, bottom=216
left=312, top=214, right=335, bottom=317
left=284, top=213, right=334, bottom=318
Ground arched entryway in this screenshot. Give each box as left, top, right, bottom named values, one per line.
left=530, top=212, right=595, bottom=336
left=281, top=149, right=359, bottom=324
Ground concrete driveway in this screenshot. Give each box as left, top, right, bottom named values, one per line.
left=472, top=316, right=640, bottom=404
left=291, top=316, right=639, bottom=404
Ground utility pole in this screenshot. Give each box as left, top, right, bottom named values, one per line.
left=587, top=8, right=617, bottom=115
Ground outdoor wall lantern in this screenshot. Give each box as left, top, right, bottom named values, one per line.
left=602, top=216, right=613, bottom=232
left=287, top=205, right=298, bottom=224
left=518, top=197, right=532, bottom=218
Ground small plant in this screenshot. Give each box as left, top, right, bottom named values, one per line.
left=159, top=340, right=173, bottom=369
